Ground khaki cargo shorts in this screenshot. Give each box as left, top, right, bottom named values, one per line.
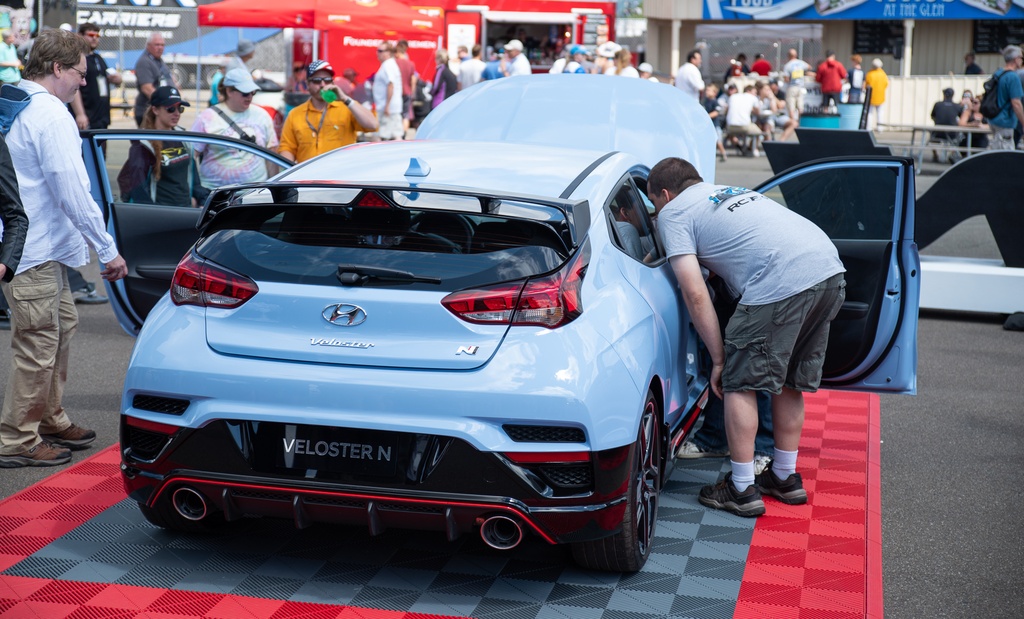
left=722, top=274, right=846, bottom=394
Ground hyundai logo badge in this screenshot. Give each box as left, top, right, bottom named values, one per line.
left=322, top=303, right=367, bottom=327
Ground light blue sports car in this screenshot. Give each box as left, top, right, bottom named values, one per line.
left=83, top=75, right=918, bottom=572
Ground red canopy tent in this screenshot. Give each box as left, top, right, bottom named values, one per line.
left=316, top=0, right=442, bottom=83
left=198, top=0, right=442, bottom=86
left=198, top=0, right=316, bottom=29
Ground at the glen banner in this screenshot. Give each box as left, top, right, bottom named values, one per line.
left=704, top=0, right=1024, bottom=20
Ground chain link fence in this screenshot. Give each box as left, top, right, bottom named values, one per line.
left=616, top=17, right=647, bottom=61
left=697, top=34, right=823, bottom=87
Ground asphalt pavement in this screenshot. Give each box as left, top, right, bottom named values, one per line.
left=0, top=140, right=1020, bottom=618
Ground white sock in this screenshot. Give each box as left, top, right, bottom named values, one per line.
left=773, top=448, right=798, bottom=479
left=730, top=460, right=755, bottom=492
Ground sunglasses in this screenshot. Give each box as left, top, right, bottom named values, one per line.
left=308, top=77, right=333, bottom=84
left=84, top=32, right=101, bottom=39
left=164, top=105, right=185, bottom=113
left=230, top=88, right=256, bottom=97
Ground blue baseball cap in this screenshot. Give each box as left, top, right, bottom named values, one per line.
left=569, top=45, right=587, bottom=57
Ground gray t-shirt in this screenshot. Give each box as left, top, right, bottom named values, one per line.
left=133, top=52, right=174, bottom=118
left=783, top=59, right=810, bottom=88
left=659, top=182, right=845, bottom=305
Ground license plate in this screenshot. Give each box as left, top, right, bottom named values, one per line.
left=275, top=424, right=398, bottom=476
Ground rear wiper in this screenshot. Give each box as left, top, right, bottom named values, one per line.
left=337, top=264, right=441, bottom=286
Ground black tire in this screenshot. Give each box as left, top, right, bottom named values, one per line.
left=572, top=390, right=662, bottom=571
left=137, top=492, right=224, bottom=533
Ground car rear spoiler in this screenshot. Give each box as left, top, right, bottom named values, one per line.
left=198, top=181, right=592, bottom=250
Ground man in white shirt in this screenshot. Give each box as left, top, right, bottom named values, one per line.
left=502, top=39, right=531, bottom=77
left=0, top=28, right=128, bottom=468
left=725, top=84, right=764, bottom=157
left=458, top=44, right=486, bottom=90
left=675, top=50, right=704, bottom=100
left=372, top=43, right=404, bottom=141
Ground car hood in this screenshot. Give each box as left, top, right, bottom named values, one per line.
left=416, top=74, right=718, bottom=182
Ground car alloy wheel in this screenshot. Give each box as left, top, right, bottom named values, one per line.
left=572, top=389, right=661, bottom=571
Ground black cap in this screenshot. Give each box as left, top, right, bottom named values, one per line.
left=150, top=85, right=189, bottom=108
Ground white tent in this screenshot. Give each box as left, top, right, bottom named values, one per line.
left=695, top=23, right=822, bottom=40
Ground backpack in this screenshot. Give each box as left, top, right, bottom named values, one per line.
left=979, top=70, right=1008, bottom=120
left=0, top=84, right=35, bottom=136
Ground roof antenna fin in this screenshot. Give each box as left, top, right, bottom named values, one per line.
left=404, top=157, right=431, bottom=178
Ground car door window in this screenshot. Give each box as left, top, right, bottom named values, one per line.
left=98, top=134, right=285, bottom=209
left=605, top=178, right=661, bottom=264
left=631, top=179, right=663, bottom=263
left=106, top=136, right=205, bottom=208
left=759, top=166, right=898, bottom=240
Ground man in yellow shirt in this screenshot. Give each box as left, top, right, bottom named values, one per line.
left=279, top=60, right=378, bottom=163
left=864, top=58, right=889, bottom=131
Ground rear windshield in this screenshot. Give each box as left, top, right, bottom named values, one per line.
left=197, top=203, right=571, bottom=290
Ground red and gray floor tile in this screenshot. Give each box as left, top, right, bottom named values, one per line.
left=0, top=391, right=881, bottom=618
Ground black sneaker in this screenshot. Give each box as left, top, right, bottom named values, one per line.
left=755, top=460, right=808, bottom=505
left=698, top=473, right=765, bottom=517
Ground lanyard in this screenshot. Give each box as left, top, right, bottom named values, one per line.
left=305, top=102, right=328, bottom=148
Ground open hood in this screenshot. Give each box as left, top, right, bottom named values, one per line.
left=416, top=74, right=718, bottom=182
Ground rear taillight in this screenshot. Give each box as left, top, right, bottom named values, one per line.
left=171, top=252, right=258, bottom=308
left=442, top=242, right=590, bottom=328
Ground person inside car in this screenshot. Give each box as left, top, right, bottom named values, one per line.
left=117, top=86, right=209, bottom=208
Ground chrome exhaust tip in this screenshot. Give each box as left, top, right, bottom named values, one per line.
left=171, top=487, right=208, bottom=521
left=479, top=515, right=524, bottom=550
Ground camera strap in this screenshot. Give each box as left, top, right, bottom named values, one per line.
left=211, top=105, right=255, bottom=142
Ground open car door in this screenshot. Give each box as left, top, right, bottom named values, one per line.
left=81, top=130, right=292, bottom=336
left=756, top=157, right=919, bottom=394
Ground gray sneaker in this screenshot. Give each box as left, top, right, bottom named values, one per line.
left=73, top=283, right=108, bottom=305
left=0, top=442, right=73, bottom=468
left=676, top=440, right=729, bottom=459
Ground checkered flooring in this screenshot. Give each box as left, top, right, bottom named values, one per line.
left=0, top=391, right=881, bottom=619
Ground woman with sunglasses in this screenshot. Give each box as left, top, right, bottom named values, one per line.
left=117, top=86, right=208, bottom=208
left=957, top=94, right=989, bottom=154
left=190, top=68, right=278, bottom=188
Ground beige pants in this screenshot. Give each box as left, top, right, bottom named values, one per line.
left=0, top=261, right=77, bottom=455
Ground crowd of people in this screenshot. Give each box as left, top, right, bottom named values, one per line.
left=926, top=45, right=1024, bottom=158
left=674, top=47, right=892, bottom=158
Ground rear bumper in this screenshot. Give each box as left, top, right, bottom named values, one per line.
left=122, top=471, right=628, bottom=544
left=121, top=417, right=635, bottom=544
